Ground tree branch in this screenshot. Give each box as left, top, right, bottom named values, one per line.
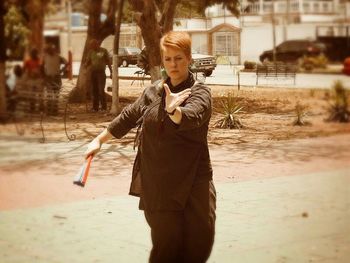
left=159, top=0, right=179, bottom=34
left=128, top=0, right=144, bottom=12
left=87, top=0, right=103, bottom=37
left=98, top=0, right=117, bottom=39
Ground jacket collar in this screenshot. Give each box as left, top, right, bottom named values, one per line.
left=165, top=72, right=195, bottom=93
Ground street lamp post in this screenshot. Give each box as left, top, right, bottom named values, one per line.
left=272, top=0, right=277, bottom=63
left=283, top=0, right=290, bottom=41
left=66, top=0, right=73, bottom=80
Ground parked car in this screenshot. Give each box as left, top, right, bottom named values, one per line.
left=136, top=48, right=217, bottom=77
left=190, top=52, right=217, bottom=77
left=109, top=47, right=141, bottom=67
left=259, top=39, right=327, bottom=63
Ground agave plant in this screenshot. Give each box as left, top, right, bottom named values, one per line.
left=293, top=102, right=310, bottom=126
left=214, top=92, right=244, bottom=129
left=326, top=81, right=350, bottom=122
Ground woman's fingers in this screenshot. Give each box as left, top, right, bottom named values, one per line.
left=164, top=84, right=191, bottom=111
left=84, top=151, right=93, bottom=160
left=178, top=88, right=191, bottom=96
left=171, top=94, right=190, bottom=108
left=84, top=139, right=101, bottom=159
left=164, top=84, right=191, bottom=97
left=168, top=93, right=189, bottom=105
left=84, top=148, right=96, bottom=159
left=179, top=93, right=190, bottom=101
left=163, top=83, right=171, bottom=96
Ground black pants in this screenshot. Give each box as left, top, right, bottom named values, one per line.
left=144, top=180, right=216, bottom=263
left=91, top=70, right=106, bottom=111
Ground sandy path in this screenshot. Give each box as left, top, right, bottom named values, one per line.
left=1, top=134, right=349, bottom=210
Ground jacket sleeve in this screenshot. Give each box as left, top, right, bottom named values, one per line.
left=107, top=89, right=148, bottom=138
left=177, top=84, right=212, bottom=131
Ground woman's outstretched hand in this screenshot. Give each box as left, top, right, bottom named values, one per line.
left=164, top=83, right=191, bottom=113
left=84, top=138, right=101, bottom=159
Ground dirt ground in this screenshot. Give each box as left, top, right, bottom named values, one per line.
left=1, top=80, right=350, bottom=210
left=11, top=80, right=348, bottom=144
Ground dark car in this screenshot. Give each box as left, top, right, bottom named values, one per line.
left=259, top=39, right=327, bottom=63
left=109, top=47, right=141, bottom=67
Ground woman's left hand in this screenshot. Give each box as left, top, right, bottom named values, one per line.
left=164, top=83, right=191, bottom=113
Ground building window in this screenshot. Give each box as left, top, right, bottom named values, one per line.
left=120, top=34, right=136, bottom=47
left=213, top=32, right=239, bottom=56
left=191, top=34, right=208, bottom=54
left=322, top=3, right=329, bottom=13
left=303, top=3, right=310, bottom=13
left=291, top=2, right=299, bottom=12
left=217, top=5, right=225, bottom=16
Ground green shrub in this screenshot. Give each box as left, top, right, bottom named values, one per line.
left=215, top=55, right=230, bottom=65
left=326, top=81, right=350, bottom=122
left=244, top=61, right=257, bottom=70
left=293, top=102, right=310, bottom=126
left=300, top=54, right=328, bottom=71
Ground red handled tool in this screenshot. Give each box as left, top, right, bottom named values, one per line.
left=73, top=155, right=93, bottom=187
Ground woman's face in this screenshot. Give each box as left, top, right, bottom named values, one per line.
left=162, top=46, right=191, bottom=85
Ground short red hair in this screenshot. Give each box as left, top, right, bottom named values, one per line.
left=160, top=31, right=192, bottom=59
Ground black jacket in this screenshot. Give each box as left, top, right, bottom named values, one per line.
left=108, top=73, right=212, bottom=211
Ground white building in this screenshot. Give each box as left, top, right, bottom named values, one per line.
left=238, top=0, right=350, bottom=62
left=176, top=0, right=350, bottom=63
left=45, top=0, right=350, bottom=64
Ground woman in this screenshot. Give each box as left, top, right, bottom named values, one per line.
left=85, top=31, right=216, bottom=262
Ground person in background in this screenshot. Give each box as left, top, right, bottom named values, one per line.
left=84, top=31, right=216, bottom=262
left=85, top=39, right=112, bottom=112
left=42, top=44, right=68, bottom=115
left=5, top=64, right=23, bottom=112
left=23, top=48, right=44, bottom=112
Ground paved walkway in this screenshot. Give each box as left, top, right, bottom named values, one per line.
left=73, top=63, right=350, bottom=89
left=0, top=169, right=349, bottom=262
left=0, top=135, right=350, bottom=262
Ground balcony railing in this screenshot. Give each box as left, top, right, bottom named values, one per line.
left=241, top=0, right=335, bottom=15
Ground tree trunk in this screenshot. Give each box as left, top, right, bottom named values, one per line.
left=130, top=0, right=180, bottom=82
left=159, top=0, right=179, bottom=34
left=25, top=0, right=49, bottom=54
left=0, top=62, right=5, bottom=121
left=0, top=1, right=7, bottom=122
left=131, top=0, right=162, bottom=82
left=111, top=0, right=125, bottom=115
left=149, top=66, right=161, bottom=82
left=71, top=0, right=116, bottom=103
